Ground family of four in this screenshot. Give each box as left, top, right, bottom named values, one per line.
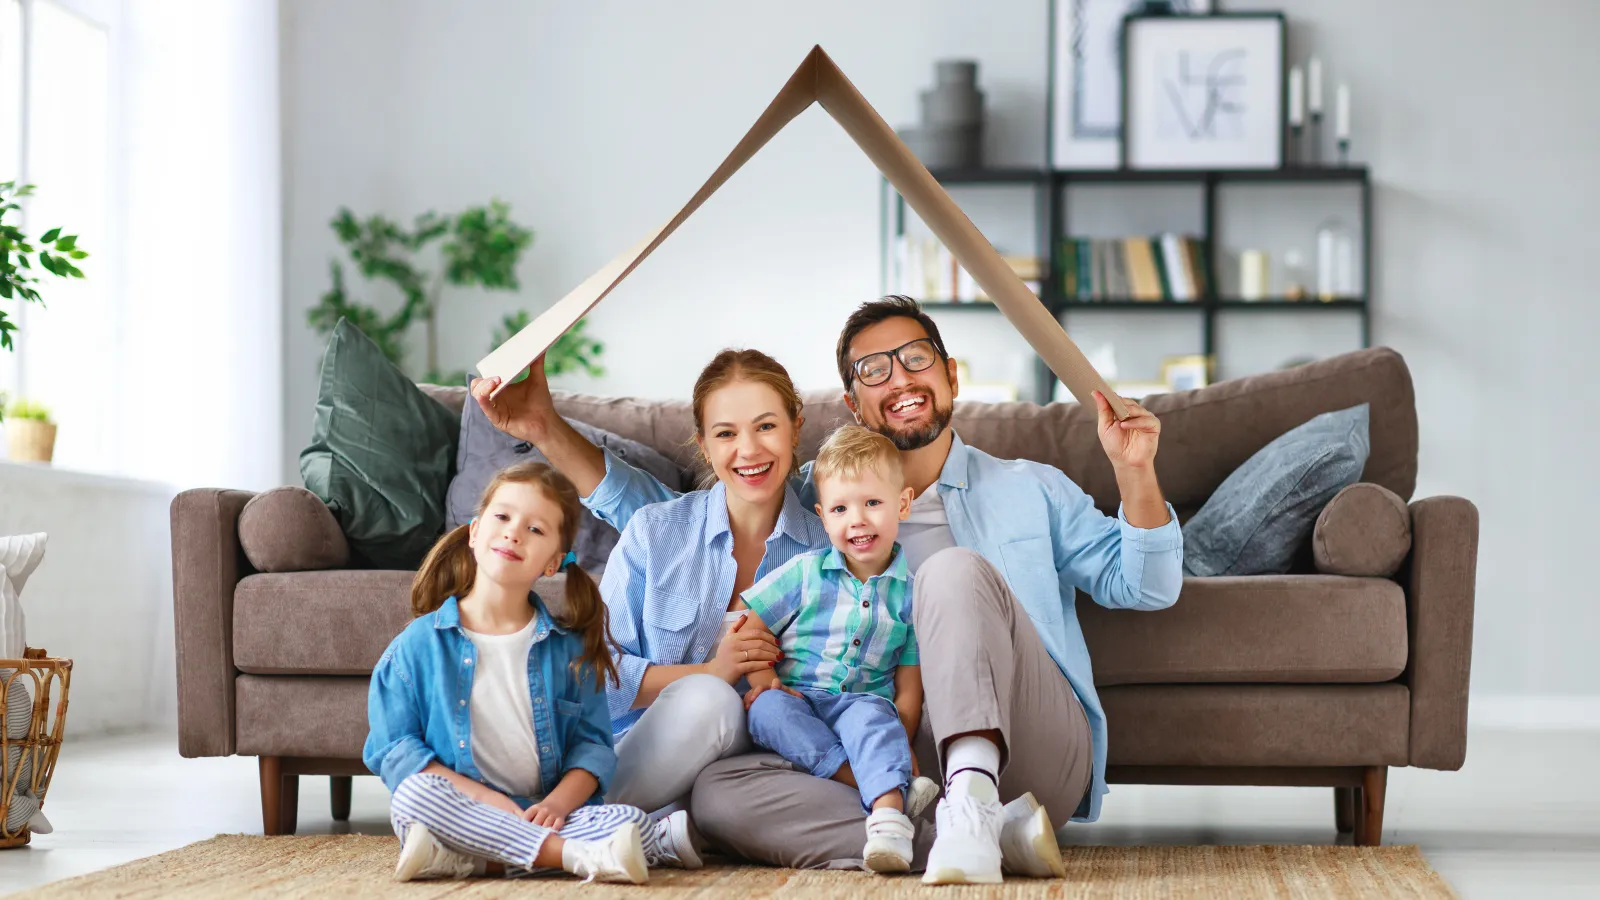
left=363, top=295, right=1184, bottom=884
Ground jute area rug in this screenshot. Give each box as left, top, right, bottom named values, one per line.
left=7, top=834, right=1458, bottom=899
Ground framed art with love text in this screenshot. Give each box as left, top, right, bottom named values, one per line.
left=1120, top=12, right=1286, bottom=170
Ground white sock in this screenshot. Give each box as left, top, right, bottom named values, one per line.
left=945, top=735, right=1001, bottom=803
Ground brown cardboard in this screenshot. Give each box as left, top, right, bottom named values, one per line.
left=476, top=45, right=1128, bottom=418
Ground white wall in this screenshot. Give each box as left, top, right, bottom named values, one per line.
left=280, top=1, right=1600, bottom=704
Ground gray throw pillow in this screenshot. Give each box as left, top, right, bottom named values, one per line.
left=1182, top=404, right=1371, bottom=577
left=447, top=379, right=685, bottom=573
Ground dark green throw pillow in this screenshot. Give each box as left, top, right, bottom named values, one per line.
left=299, top=319, right=459, bottom=569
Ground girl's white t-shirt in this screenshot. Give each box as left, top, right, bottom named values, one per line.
left=463, top=615, right=544, bottom=799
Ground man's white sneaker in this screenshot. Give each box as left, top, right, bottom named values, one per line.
left=863, top=808, right=915, bottom=874
left=652, top=809, right=705, bottom=869
left=1000, top=792, right=1067, bottom=878
left=566, top=821, right=650, bottom=884
left=907, top=776, right=941, bottom=818
left=920, top=794, right=1004, bottom=884
left=393, top=823, right=478, bottom=882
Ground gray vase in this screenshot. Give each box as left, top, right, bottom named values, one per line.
left=903, top=59, right=985, bottom=169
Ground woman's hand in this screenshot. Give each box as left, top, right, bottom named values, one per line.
left=471, top=354, right=558, bottom=444
left=521, top=797, right=577, bottom=830
left=705, top=613, right=782, bottom=684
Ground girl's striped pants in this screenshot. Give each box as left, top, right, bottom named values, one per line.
left=389, top=772, right=662, bottom=874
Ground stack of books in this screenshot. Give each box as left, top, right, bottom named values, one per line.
left=1058, top=235, right=1211, bottom=302
left=894, top=235, right=1042, bottom=301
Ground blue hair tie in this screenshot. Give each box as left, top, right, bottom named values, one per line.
left=561, top=550, right=578, bottom=570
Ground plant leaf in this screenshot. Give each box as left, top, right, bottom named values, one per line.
left=39, top=227, right=60, bottom=244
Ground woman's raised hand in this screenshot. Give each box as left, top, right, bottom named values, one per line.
left=471, top=353, right=558, bottom=444
left=705, top=613, right=782, bottom=684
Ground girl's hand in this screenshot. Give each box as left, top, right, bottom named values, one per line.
left=706, top=614, right=782, bottom=684
left=521, top=799, right=574, bottom=830
left=742, top=681, right=804, bottom=710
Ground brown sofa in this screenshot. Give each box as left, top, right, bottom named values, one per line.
left=171, top=346, right=1476, bottom=845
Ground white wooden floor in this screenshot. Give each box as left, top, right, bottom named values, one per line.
left=2, top=729, right=1598, bottom=897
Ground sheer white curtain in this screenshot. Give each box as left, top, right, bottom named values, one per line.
left=0, top=0, right=281, bottom=490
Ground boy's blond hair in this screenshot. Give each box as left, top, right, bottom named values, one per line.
left=813, top=425, right=903, bottom=489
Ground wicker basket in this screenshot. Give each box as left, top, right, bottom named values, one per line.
left=4, top=420, right=56, bottom=464
left=1, top=649, right=71, bottom=848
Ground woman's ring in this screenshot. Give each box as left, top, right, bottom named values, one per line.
left=742, top=650, right=749, bottom=662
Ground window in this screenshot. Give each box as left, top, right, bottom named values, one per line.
left=0, top=0, right=112, bottom=472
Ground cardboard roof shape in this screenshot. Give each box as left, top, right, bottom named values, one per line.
left=478, top=45, right=1128, bottom=418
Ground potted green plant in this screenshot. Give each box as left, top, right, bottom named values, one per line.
left=1, top=179, right=87, bottom=465
left=1, top=396, right=55, bottom=464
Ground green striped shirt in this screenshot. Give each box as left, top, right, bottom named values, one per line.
left=741, top=545, right=918, bottom=701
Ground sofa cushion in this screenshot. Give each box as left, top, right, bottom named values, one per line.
left=448, top=380, right=685, bottom=571
left=1182, top=404, right=1370, bottom=577
left=299, top=319, right=460, bottom=570
left=233, top=570, right=570, bottom=676
left=1080, top=574, right=1408, bottom=685
left=1102, top=683, right=1411, bottom=767
left=1314, top=482, right=1412, bottom=577
left=238, top=487, right=350, bottom=573
left=235, top=674, right=371, bottom=759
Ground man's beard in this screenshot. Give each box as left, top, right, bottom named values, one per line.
left=869, top=391, right=954, bottom=451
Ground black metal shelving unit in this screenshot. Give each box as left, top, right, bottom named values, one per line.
left=881, top=165, right=1372, bottom=403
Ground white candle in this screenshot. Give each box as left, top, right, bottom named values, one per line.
left=1240, top=250, right=1269, bottom=300
left=1288, top=66, right=1304, bottom=127
left=1308, top=58, right=1323, bottom=115
left=1335, top=84, right=1350, bottom=140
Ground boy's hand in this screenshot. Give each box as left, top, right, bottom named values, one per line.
left=743, top=681, right=804, bottom=710
left=521, top=797, right=576, bottom=830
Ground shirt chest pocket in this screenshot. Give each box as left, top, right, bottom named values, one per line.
left=642, top=587, right=702, bottom=663
left=997, top=536, right=1062, bottom=625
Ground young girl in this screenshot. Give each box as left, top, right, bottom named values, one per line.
left=364, top=461, right=696, bottom=883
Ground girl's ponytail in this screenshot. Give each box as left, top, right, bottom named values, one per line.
left=411, top=523, right=475, bottom=618
left=559, top=562, right=620, bottom=691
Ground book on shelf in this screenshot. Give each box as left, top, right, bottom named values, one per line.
left=895, top=234, right=1042, bottom=302
left=1057, top=234, right=1209, bottom=303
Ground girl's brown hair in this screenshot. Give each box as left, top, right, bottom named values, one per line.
left=411, top=461, right=619, bottom=690
left=690, top=349, right=804, bottom=483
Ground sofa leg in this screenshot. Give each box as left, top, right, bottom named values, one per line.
left=1354, top=766, right=1387, bottom=846
left=331, top=775, right=353, bottom=822
left=258, top=756, right=300, bottom=835
left=1335, top=786, right=1356, bottom=834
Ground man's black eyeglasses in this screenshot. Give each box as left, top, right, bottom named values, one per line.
left=850, top=338, right=944, bottom=388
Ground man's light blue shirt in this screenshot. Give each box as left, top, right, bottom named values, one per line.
left=584, top=431, right=1182, bottom=821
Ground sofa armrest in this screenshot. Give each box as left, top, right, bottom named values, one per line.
left=1404, top=495, right=1478, bottom=770
left=171, top=488, right=256, bottom=757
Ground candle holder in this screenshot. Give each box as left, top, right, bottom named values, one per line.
left=1337, top=138, right=1350, bottom=167
left=1308, top=112, right=1323, bottom=166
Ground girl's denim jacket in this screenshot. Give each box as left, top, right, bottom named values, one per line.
left=363, top=594, right=615, bottom=809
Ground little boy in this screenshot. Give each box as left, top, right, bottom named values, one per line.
left=739, top=425, right=938, bottom=874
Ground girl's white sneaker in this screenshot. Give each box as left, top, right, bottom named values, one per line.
left=652, top=809, right=705, bottom=869
left=566, top=821, right=650, bottom=884
left=863, top=808, right=915, bottom=874
left=394, top=824, right=477, bottom=882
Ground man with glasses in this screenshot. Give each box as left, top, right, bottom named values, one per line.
left=479, top=295, right=1182, bottom=883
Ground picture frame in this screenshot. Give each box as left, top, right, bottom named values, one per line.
left=1120, top=12, right=1286, bottom=170
left=1047, top=0, right=1214, bottom=169
left=1160, top=354, right=1211, bottom=391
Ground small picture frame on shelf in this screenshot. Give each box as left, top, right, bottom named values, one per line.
left=1161, top=354, right=1211, bottom=391
left=1121, top=12, right=1287, bottom=170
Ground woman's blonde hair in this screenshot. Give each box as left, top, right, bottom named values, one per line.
left=812, top=425, right=903, bottom=489
left=411, top=461, right=619, bottom=689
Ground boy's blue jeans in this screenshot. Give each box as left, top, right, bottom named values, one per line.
left=746, top=687, right=911, bottom=812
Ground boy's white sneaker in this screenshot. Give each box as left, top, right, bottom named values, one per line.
left=394, top=823, right=478, bottom=882
left=863, top=808, right=915, bottom=874
left=651, top=809, right=705, bottom=869
left=999, top=792, right=1067, bottom=878
left=921, top=793, right=1004, bottom=884
left=907, top=776, right=941, bottom=818
left=566, top=821, right=650, bottom=884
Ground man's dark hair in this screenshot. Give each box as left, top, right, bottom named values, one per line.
left=834, top=295, right=950, bottom=390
